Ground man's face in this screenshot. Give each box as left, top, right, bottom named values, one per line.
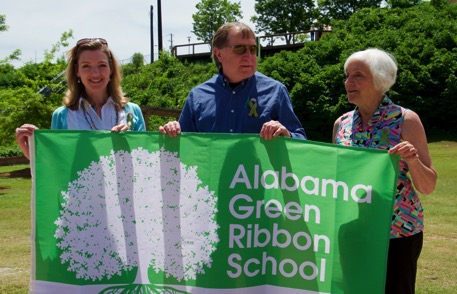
left=214, top=30, right=257, bottom=83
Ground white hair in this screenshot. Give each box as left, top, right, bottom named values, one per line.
left=344, top=48, right=397, bottom=94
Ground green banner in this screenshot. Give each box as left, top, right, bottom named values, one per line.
left=30, top=131, right=399, bottom=294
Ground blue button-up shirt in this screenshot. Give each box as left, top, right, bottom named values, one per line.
left=179, top=71, right=306, bottom=139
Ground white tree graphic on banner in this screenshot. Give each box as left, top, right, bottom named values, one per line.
left=54, top=148, right=219, bottom=293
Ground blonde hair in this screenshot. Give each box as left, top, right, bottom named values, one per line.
left=63, top=39, right=128, bottom=110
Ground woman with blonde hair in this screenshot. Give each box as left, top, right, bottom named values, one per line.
left=16, top=38, right=145, bottom=159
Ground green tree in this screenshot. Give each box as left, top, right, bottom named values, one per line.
left=430, top=0, right=449, bottom=8
left=387, top=0, right=422, bottom=9
left=192, top=0, right=243, bottom=42
left=0, top=14, right=8, bottom=32
left=0, top=88, right=54, bottom=147
left=122, top=53, right=145, bottom=76
left=258, top=3, right=457, bottom=141
left=0, top=63, right=25, bottom=88
left=123, top=52, right=215, bottom=108
left=43, top=30, right=73, bottom=63
left=251, top=0, right=319, bottom=44
left=317, top=0, right=383, bottom=22
left=0, top=49, right=21, bottom=64
left=0, top=14, right=22, bottom=64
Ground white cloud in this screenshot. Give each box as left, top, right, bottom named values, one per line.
left=1, top=0, right=256, bottom=67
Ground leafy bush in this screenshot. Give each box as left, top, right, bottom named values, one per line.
left=122, top=52, right=216, bottom=109
left=0, top=145, right=22, bottom=158
left=0, top=88, right=55, bottom=147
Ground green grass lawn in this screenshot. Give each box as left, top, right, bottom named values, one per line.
left=416, top=140, right=457, bottom=293
left=0, top=164, right=31, bottom=294
left=0, top=140, right=456, bottom=293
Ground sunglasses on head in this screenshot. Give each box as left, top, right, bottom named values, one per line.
left=226, top=44, right=257, bottom=55
left=76, top=38, right=108, bottom=47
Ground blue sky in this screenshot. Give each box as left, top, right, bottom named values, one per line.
left=1, top=0, right=256, bottom=67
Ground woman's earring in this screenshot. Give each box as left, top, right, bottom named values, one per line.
left=77, top=77, right=81, bottom=83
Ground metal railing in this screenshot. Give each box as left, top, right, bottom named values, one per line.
left=171, top=29, right=332, bottom=58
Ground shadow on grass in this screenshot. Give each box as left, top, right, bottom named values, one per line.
left=427, top=131, right=457, bottom=143
left=0, top=168, right=31, bottom=179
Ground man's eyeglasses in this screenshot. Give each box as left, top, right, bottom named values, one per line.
left=76, top=38, right=108, bottom=47
left=225, top=44, right=257, bottom=55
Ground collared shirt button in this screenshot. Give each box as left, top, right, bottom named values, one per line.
left=232, top=91, right=236, bottom=94
left=231, top=109, right=234, bottom=113
left=230, top=129, right=233, bottom=132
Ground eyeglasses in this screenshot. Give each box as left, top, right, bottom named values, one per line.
left=76, top=38, right=108, bottom=47
left=225, top=44, right=257, bottom=55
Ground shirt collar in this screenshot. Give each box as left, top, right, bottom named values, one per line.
left=218, top=70, right=253, bottom=90
left=78, top=96, right=115, bottom=109
left=353, top=95, right=393, bottom=130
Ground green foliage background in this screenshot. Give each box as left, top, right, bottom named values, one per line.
left=192, top=0, right=243, bottom=42
left=1, top=2, right=456, bottom=150
left=258, top=3, right=457, bottom=140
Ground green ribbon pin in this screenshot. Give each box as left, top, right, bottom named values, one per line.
left=380, top=127, right=390, bottom=145
left=127, top=112, right=134, bottom=129
left=248, top=98, right=258, bottom=117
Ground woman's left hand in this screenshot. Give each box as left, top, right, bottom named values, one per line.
left=390, top=111, right=437, bottom=195
left=388, top=141, right=419, bottom=163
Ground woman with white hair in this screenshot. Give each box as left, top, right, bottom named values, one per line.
left=332, top=48, right=437, bottom=293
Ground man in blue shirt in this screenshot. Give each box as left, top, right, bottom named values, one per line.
left=159, top=22, right=306, bottom=140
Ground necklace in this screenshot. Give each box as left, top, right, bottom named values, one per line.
left=81, top=101, right=119, bottom=130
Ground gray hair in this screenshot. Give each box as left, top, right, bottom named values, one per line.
left=344, top=48, right=397, bottom=94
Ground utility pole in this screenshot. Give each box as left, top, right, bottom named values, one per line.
left=187, top=36, right=191, bottom=54
left=149, top=5, right=154, bottom=63
left=157, top=0, right=163, bottom=54
left=169, top=34, right=174, bottom=51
